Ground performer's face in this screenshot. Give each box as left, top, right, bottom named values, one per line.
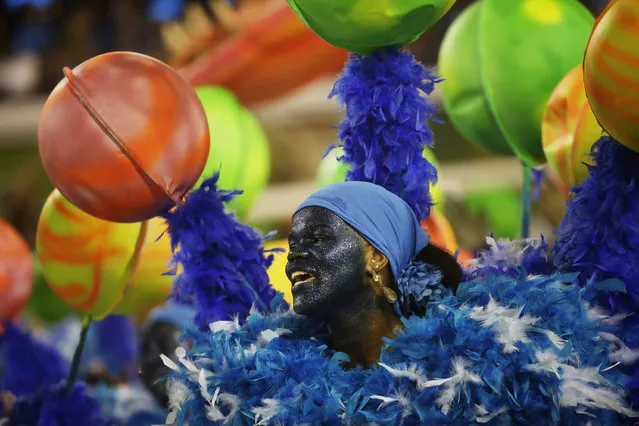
left=139, top=321, right=183, bottom=408
left=286, top=207, right=367, bottom=317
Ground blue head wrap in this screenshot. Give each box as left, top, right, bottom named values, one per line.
left=295, top=181, right=430, bottom=281
left=147, top=303, right=196, bottom=328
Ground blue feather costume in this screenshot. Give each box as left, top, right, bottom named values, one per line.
left=4, top=19, right=638, bottom=426
left=161, top=252, right=637, bottom=425
left=157, top=49, right=639, bottom=425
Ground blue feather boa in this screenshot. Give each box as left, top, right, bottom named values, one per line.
left=329, top=49, right=440, bottom=221
left=0, top=325, right=69, bottom=398
left=555, top=136, right=639, bottom=294
left=161, top=174, right=283, bottom=331
left=8, top=382, right=113, bottom=426
left=465, top=236, right=555, bottom=281
left=0, top=323, right=160, bottom=425
left=554, top=136, right=639, bottom=405
left=0, top=325, right=114, bottom=425
left=163, top=260, right=637, bottom=425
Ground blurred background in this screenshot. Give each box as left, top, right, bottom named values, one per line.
left=0, top=2, right=627, bottom=419
left=0, top=0, right=610, bottom=252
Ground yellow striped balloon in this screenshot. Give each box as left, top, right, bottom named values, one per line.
left=584, top=0, right=639, bottom=152
left=112, top=217, right=174, bottom=317
left=542, top=65, right=602, bottom=188
left=36, top=190, right=173, bottom=319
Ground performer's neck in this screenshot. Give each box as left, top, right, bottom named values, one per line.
left=326, top=288, right=403, bottom=369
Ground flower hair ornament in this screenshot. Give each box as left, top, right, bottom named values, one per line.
left=395, top=260, right=447, bottom=317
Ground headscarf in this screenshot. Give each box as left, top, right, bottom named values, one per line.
left=146, top=303, right=196, bottom=328
left=295, top=181, right=429, bottom=281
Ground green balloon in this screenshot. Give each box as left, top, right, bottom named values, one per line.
left=25, top=255, right=74, bottom=324
left=464, top=188, right=521, bottom=239
left=195, top=86, right=271, bottom=219
left=316, top=146, right=445, bottom=209
left=316, top=148, right=350, bottom=189
left=438, top=0, right=594, bottom=166
left=287, top=0, right=455, bottom=55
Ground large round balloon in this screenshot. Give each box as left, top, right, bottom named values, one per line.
left=422, top=211, right=475, bottom=264
left=0, top=219, right=34, bottom=327
left=316, top=146, right=445, bottom=210
left=38, top=51, right=210, bottom=223
left=542, top=65, right=601, bottom=189
left=286, top=0, right=455, bottom=54
left=36, top=190, right=173, bottom=319
left=112, top=217, right=174, bottom=317
left=194, top=86, right=270, bottom=219
left=438, top=0, right=594, bottom=166
left=584, top=0, right=639, bottom=152
left=26, top=256, right=74, bottom=325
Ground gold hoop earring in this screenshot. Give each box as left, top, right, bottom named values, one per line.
left=383, top=287, right=398, bottom=303
left=373, top=270, right=397, bottom=304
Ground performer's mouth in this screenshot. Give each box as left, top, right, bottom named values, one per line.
left=290, top=270, right=316, bottom=288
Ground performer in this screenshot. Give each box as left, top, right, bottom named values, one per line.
left=285, top=181, right=461, bottom=368
left=140, top=303, right=197, bottom=407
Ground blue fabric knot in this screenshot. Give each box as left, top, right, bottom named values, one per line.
left=395, top=261, right=447, bottom=317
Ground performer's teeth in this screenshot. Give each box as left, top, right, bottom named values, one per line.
left=291, top=271, right=315, bottom=286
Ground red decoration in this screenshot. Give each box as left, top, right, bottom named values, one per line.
left=0, top=219, right=33, bottom=329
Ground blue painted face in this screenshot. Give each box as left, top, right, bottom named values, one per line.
left=139, top=321, right=183, bottom=407
left=286, top=207, right=367, bottom=317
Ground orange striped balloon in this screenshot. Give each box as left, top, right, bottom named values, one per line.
left=421, top=209, right=459, bottom=254
left=0, top=219, right=33, bottom=328
left=584, top=0, right=639, bottom=152
left=38, top=52, right=210, bottom=223
left=36, top=190, right=173, bottom=319
left=542, top=65, right=602, bottom=188
left=545, top=166, right=571, bottom=200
